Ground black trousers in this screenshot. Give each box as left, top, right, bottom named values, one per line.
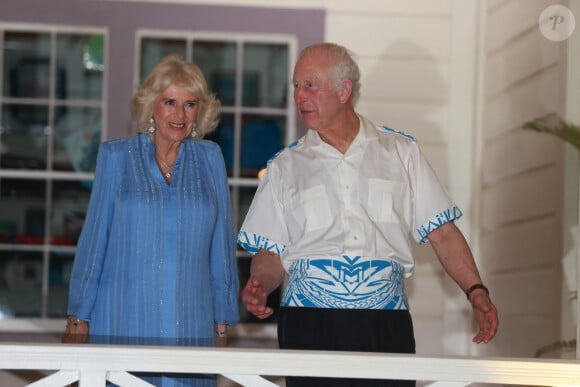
left=278, top=307, right=416, bottom=387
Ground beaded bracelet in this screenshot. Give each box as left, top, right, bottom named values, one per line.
left=465, top=283, right=489, bottom=300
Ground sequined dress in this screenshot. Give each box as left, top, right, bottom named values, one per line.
left=67, top=133, right=239, bottom=387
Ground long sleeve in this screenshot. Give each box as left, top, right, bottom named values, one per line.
left=67, top=142, right=119, bottom=321
left=206, top=144, right=240, bottom=326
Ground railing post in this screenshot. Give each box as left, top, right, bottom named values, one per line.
left=79, top=369, right=107, bottom=387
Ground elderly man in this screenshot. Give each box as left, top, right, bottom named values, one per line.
left=238, top=42, right=498, bottom=387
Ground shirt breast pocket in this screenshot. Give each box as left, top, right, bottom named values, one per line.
left=290, top=185, right=332, bottom=233
left=368, top=179, right=401, bottom=224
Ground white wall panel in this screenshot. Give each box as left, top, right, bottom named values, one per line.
left=406, top=271, right=446, bottom=316
left=481, top=217, right=561, bottom=274
left=486, top=0, right=552, bottom=53
left=486, top=0, right=506, bottom=12
left=412, top=318, right=444, bottom=355
left=491, top=269, right=559, bottom=316
left=326, top=14, right=452, bottom=59
left=478, top=312, right=559, bottom=357
left=481, top=166, right=561, bottom=229
left=485, top=29, right=560, bottom=99
left=479, top=0, right=566, bottom=359
left=482, top=130, right=560, bottom=184
left=487, top=267, right=560, bottom=358
left=484, top=66, right=562, bottom=140
left=359, top=101, right=447, bottom=142
left=358, top=58, right=449, bottom=102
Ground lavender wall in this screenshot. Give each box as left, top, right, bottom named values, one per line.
left=0, top=0, right=324, bottom=139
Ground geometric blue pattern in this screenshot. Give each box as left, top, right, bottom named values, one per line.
left=379, top=126, right=416, bottom=142
left=237, top=231, right=286, bottom=255
left=416, top=205, right=463, bottom=244
left=282, top=256, right=409, bottom=310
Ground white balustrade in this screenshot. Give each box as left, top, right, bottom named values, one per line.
left=1, top=343, right=579, bottom=387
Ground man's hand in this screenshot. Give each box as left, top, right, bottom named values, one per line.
left=241, top=276, right=274, bottom=319
left=428, top=222, right=499, bottom=344
left=469, top=290, right=498, bottom=344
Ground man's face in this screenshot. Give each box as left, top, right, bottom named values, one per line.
left=292, top=51, right=343, bottom=132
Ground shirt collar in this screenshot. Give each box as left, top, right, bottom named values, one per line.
left=302, top=114, right=378, bottom=150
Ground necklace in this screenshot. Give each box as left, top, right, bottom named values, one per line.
left=156, top=156, right=174, bottom=180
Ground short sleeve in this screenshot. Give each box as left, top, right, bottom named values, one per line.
left=237, top=162, right=288, bottom=255
left=410, top=143, right=462, bottom=244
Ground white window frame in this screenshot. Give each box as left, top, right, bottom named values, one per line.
left=0, top=22, right=108, bottom=318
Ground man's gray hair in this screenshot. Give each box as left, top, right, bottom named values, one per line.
left=299, top=42, right=361, bottom=106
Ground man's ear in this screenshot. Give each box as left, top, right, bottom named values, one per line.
left=338, top=79, right=353, bottom=104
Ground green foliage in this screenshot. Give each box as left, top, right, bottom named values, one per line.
left=524, top=115, right=579, bottom=358
left=523, top=115, right=580, bottom=151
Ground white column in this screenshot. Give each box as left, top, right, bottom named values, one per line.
left=443, top=0, right=481, bottom=355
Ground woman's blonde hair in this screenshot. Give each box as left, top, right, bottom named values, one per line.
left=130, top=54, right=220, bottom=139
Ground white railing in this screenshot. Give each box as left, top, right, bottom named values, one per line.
left=1, top=343, right=580, bottom=387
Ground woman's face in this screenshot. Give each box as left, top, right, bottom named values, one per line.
left=152, top=83, right=199, bottom=144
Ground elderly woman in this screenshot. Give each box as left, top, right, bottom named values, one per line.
left=63, top=55, right=239, bottom=387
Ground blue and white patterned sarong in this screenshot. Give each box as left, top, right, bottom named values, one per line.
left=281, top=256, right=408, bottom=310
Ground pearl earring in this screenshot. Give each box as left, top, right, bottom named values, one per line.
left=191, top=123, right=197, bottom=138
left=148, top=117, right=156, bottom=134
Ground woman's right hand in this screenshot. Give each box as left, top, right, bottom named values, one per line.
left=61, top=316, right=89, bottom=344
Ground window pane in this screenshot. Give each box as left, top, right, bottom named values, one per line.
left=241, top=114, right=285, bottom=178
left=243, top=43, right=289, bottom=108
left=0, top=179, right=46, bottom=245
left=140, top=38, right=187, bottom=83
left=53, top=107, right=101, bottom=172
left=0, top=251, right=43, bottom=317
left=57, top=34, right=104, bottom=100
left=51, top=180, right=91, bottom=246
left=207, top=113, right=234, bottom=177
left=238, top=186, right=257, bottom=232
left=3, top=32, right=51, bottom=98
left=1, top=105, right=48, bottom=169
left=48, top=251, right=74, bottom=318
left=193, top=41, right=237, bottom=106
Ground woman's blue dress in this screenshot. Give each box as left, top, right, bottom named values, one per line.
left=67, top=133, right=240, bottom=386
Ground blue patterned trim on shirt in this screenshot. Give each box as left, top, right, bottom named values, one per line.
left=237, top=231, right=286, bottom=255
left=415, top=205, right=463, bottom=244
left=281, top=256, right=409, bottom=310
left=380, top=126, right=416, bottom=142
left=266, top=140, right=299, bottom=166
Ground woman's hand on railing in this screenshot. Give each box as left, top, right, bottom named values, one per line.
left=62, top=316, right=89, bottom=344
left=215, top=324, right=227, bottom=348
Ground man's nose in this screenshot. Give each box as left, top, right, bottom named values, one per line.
left=294, top=86, right=304, bottom=103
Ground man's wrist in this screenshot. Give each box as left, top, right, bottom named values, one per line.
left=465, top=283, right=489, bottom=300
